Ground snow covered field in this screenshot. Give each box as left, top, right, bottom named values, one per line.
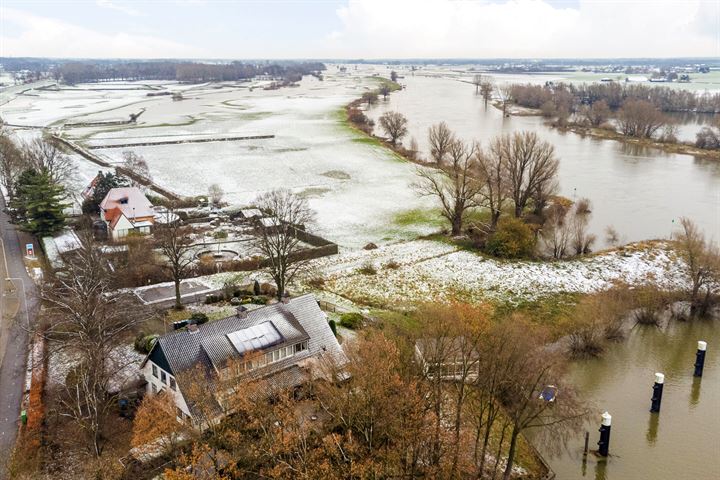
left=0, top=69, right=435, bottom=248
left=307, top=240, right=688, bottom=306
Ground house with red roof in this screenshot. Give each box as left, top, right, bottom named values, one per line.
left=100, top=187, right=156, bottom=240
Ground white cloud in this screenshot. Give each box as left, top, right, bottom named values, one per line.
left=325, top=0, right=719, bottom=58
left=96, top=0, right=143, bottom=17
left=0, top=7, right=206, bottom=58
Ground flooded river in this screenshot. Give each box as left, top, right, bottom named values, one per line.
left=544, top=319, right=720, bottom=479
left=367, top=75, right=720, bottom=247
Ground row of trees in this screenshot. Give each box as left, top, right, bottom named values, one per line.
left=416, top=126, right=578, bottom=255
left=510, top=82, right=720, bottom=115
left=135, top=304, right=585, bottom=480
left=54, top=61, right=325, bottom=85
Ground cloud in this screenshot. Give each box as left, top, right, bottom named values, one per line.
left=326, top=0, right=719, bottom=58
left=0, top=7, right=206, bottom=58
left=96, top=0, right=143, bottom=17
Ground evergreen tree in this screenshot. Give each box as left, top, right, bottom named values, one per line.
left=11, top=168, right=69, bottom=237
left=81, top=171, right=129, bottom=214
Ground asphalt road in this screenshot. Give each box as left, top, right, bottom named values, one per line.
left=0, top=196, right=38, bottom=477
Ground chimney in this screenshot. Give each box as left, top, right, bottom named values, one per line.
left=188, top=323, right=199, bottom=334
left=281, top=292, right=291, bottom=304
left=236, top=305, right=248, bottom=319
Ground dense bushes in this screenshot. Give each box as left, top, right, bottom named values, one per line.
left=134, top=333, right=159, bottom=353
left=339, top=312, right=364, bottom=330
left=189, top=312, right=209, bottom=325
left=485, top=217, right=537, bottom=259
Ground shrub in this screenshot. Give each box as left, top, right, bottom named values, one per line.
left=485, top=217, right=536, bottom=259
left=251, top=296, right=267, bottom=305
left=357, top=261, right=377, bottom=275
left=213, top=230, right=229, bottom=239
left=134, top=333, right=158, bottom=354
left=339, top=312, right=364, bottom=330
left=189, top=312, right=209, bottom=325
left=307, top=276, right=326, bottom=288
left=205, top=294, right=222, bottom=304
left=328, top=319, right=338, bottom=337
left=384, top=259, right=400, bottom=270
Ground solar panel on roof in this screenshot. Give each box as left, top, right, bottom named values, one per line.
left=226, top=322, right=283, bottom=355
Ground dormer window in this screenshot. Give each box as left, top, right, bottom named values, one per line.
left=119, top=197, right=129, bottom=204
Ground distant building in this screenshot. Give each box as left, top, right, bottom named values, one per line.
left=141, top=294, right=345, bottom=428
left=99, top=187, right=155, bottom=240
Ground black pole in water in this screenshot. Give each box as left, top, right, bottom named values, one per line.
left=694, top=341, right=707, bottom=377
left=650, top=372, right=665, bottom=413
left=597, top=412, right=611, bottom=457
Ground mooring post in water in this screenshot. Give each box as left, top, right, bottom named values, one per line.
left=694, top=341, right=707, bottom=377
left=583, top=431, right=590, bottom=456
left=598, top=412, right=611, bottom=457
left=650, top=372, right=665, bottom=413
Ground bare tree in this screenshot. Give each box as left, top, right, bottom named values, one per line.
left=617, top=99, right=667, bottom=138
left=414, top=140, right=483, bottom=235
left=23, top=136, right=75, bottom=185
left=542, top=201, right=573, bottom=259
left=480, top=78, right=494, bottom=106
left=378, top=111, right=408, bottom=146
left=0, top=129, right=26, bottom=198
left=41, top=232, right=148, bottom=455
left=472, top=74, right=483, bottom=94
left=500, top=131, right=560, bottom=218
left=155, top=208, right=196, bottom=309
left=571, top=198, right=595, bottom=255
left=121, top=150, right=152, bottom=186
left=497, top=85, right=514, bottom=116
left=674, top=217, right=720, bottom=316
left=379, top=84, right=391, bottom=100
left=476, top=139, right=509, bottom=230
left=498, top=322, right=587, bottom=480
left=582, top=100, right=611, bottom=127
left=427, top=122, right=455, bottom=165
left=208, top=183, right=224, bottom=206
left=254, top=189, right=315, bottom=300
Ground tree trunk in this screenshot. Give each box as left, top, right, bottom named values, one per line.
left=451, top=215, right=462, bottom=236
left=502, top=426, right=520, bottom=480
left=174, top=277, right=182, bottom=310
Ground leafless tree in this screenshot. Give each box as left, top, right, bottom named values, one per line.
left=23, top=136, right=76, bottom=185
left=208, top=183, right=224, bottom=206
left=497, top=84, right=514, bottom=116
left=155, top=207, right=196, bottom=309
left=480, top=78, right=494, bottom=106
left=674, top=217, right=720, bottom=316
left=41, top=232, right=149, bottom=456
left=254, top=189, right=315, bottom=300
left=121, top=150, right=152, bottom=186
left=500, top=131, right=559, bottom=218
left=582, top=100, right=611, bottom=127
left=379, top=84, right=391, bottom=100
left=498, top=323, right=587, bottom=480
left=472, top=74, right=483, bottom=94
left=571, top=198, right=596, bottom=255
left=617, top=99, right=667, bottom=138
left=427, top=122, right=455, bottom=165
left=379, top=111, right=408, bottom=146
left=475, top=141, right=508, bottom=230
left=542, top=201, right=573, bottom=259
left=0, top=129, right=26, bottom=198
left=414, top=140, right=483, bottom=235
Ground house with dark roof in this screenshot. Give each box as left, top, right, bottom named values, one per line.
left=100, top=187, right=156, bottom=240
left=141, top=294, right=345, bottom=427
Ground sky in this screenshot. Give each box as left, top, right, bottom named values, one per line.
left=0, top=0, right=718, bottom=59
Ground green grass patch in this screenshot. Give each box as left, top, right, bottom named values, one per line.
left=393, top=208, right=445, bottom=228
left=492, top=292, right=581, bottom=333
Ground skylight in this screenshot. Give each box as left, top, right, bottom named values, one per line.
left=226, top=322, right=283, bottom=355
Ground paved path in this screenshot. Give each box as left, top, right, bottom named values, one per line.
left=0, top=196, right=38, bottom=476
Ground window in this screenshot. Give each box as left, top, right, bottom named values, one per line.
left=161, top=371, right=167, bottom=384
left=152, top=364, right=158, bottom=378
left=176, top=407, right=184, bottom=419
left=294, top=341, right=308, bottom=353
left=151, top=383, right=157, bottom=394
left=170, top=377, right=176, bottom=391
